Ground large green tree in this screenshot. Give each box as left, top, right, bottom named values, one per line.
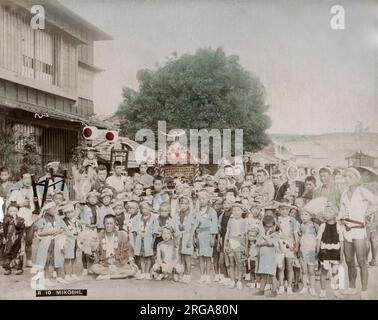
left=117, top=47, right=271, bottom=153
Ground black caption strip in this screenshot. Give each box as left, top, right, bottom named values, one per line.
left=36, top=289, right=87, bottom=297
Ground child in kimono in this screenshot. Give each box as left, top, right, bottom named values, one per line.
left=277, top=201, right=299, bottom=295
left=112, top=201, right=127, bottom=232
left=125, top=200, right=140, bottom=240
left=298, top=209, right=318, bottom=296
left=98, top=188, right=115, bottom=231
left=33, top=202, right=70, bottom=285
left=62, top=202, right=83, bottom=281
left=246, top=225, right=260, bottom=288
left=195, top=190, right=218, bottom=284
left=152, top=227, right=184, bottom=281
left=131, top=201, right=159, bottom=280
left=77, top=190, right=101, bottom=275
left=173, top=195, right=198, bottom=283
left=256, top=215, right=280, bottom=297
left=317, top=204, right=344, bottom=298
left=224, top=203, right=248, bottom=289
left=2, top=205, right=25, bottom=275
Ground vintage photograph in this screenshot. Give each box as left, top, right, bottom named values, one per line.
left=0, top=0, right=377, bottom=300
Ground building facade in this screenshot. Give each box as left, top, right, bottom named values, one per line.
left=0, top=0, right=112, bottom=169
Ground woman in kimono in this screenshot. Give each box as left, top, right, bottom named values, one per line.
left=195, top=190, right=218, bottom=284
left=130, top=201, right=159, bottom=280
left=32, top=202, right=71, bottom=286
left=172, top=195, right=198, bottom=283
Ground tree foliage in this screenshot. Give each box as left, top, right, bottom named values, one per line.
left=117, top=47, right=271, bottom=152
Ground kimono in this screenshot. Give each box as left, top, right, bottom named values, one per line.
left=172, top=210, right=198, bottom=255
left=34, top=214, right=70, bottom=270
left=63, top=217, right=83, bottom=259
left=299, top=222, right=319, bottom=265
left=91, top=230, right=137, bottom=277
left=130, top=214, right=159, bottom=257
left=256, top=229, right=280, bottom=276
left=278, top=216, right=298, bottom=259
left=196, top=206, right=218, bottom=258
left=2, top=214, right=25, bottom=271
left=76, top=203, right=102, bottom=231
left=152, top=192, right=170, bottom=212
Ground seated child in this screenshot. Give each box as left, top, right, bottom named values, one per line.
left=2, top=205, right=25, bottom=275
left=152, top=227, right=184, bottom=281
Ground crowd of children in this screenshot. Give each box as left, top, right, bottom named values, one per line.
left=0, top=160, right=377, bottom=299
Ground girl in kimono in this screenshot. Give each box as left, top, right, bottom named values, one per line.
left=131, top=201, right=159, bottom=280
left=76, top=190, right=101, bottom=276
left=195, top=190, right=218, bottom=284
left=32, top=202, right=70, bottom=286
left=256, top=214, right=280, bottom=297
left=173, top=195, right=198, bottom=283
left=62, top=202, right=83, bottom=281
left=224, top=203, right=248, bottom=289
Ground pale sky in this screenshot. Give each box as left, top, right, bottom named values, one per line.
left=61, top=0, right=378, bottom=135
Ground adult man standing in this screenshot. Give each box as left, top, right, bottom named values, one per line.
left=91, top=214, right=137, bottom=280
left=255, top=169, right=275, bottom=204
left=106, top=161, right=127, bottom=193
left=139, top=162, right=154, bottom=187
left=313, top=167, right=341, bottom=209
left=8, top=170, right=38, bottom=267
left=271, top=170, right=283, bottom=200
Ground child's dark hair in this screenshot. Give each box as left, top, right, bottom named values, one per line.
left=263, top=215, right=275, bottom=227
left=304, top=175, right=316, bottom=185
left=96, top=165, right=108, bottom=173
left=154, top=176, right=164, bottom=183
left=113, top=161, right=122, bottom=167
left=103, top=214, right=116, bottom=224
left=0, top=166, right=9, bottom=174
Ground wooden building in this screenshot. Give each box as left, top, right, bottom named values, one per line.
left=0, top=0, right=112, bottom=168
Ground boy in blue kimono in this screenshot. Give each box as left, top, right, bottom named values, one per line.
left=152, top=176, right=169, bottom=212
left=76, top=190, right=101, bottom=275
left=195, top=190, right=218, bottom=284
left=256, top=214, right=280, bottom=297
left=131, top=201, right=159, bottom=280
